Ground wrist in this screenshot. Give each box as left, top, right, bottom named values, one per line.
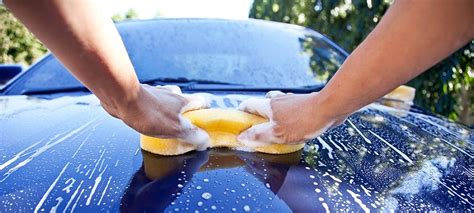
left=308, top=91, right=350, bottom=121
left=100, top=81, right=142, bottom=119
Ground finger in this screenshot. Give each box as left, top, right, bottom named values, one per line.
left=178, top=116, right=210, bottom=150
left=155, top=85, right=183, bottom=94
left=237, top=122, right=283, bottom=147
left=265, top=90, right=286, bottom=98
left=180, top=94, right=210, bottom=113
left=238, top=98, right=273, bottom=119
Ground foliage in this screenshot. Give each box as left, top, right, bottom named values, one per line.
left=0, top=6, right=139, bottom=67
left=112, top=9, right=139, bottom=22
left=0, top=6, right=47, bottom=65
left=250, top=0, right=473, bottom=125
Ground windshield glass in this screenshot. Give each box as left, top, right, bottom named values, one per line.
left=8, top=19, right=347, bottom=94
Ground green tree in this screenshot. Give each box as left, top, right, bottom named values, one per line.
left=0, top=6, right=47, bottom=65
left=112, top=9, right=139, bottom=22
left=250, top=0, right=473, bottom=125
left=0, top=6, right=140, bottom=67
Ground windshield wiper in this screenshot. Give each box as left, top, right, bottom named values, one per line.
left=21, top=86, right=90, bottom=95
left=142, top=77, right=323, bottom=93
left=141, top=77, right=242, bottom=86
left=182, top=84, right=324, bottom=93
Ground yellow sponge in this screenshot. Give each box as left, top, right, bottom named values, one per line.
left=140, top=108, right=305, bottom=155
left=383, top=85, right=416, bottom=104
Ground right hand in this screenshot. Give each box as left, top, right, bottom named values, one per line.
left=101, top=84, right=210, bottom=146
left=238, top=91, right=347, bottom=146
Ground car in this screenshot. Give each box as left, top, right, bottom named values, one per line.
left=0, top=19, right=472, bottom=212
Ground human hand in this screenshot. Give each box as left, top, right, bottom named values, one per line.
left=101, top=84, right=210, bottom=147
left=237, top=91, right=347, bottom=146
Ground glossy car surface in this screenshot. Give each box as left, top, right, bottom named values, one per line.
left=1, top=19, right=473, bottom=212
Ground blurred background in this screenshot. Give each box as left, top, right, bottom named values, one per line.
left=0, top=0, right=472, bottom=126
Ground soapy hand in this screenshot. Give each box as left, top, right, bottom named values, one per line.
left=101, top=84, right=210, bottom=146
left=238, top=91, right=347, bottom=146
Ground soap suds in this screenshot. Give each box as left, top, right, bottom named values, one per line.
left=238, top=98, right=273, bottom=119
left=178, top=116, right=210, bottom=150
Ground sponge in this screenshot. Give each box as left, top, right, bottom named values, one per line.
left=140, top=108, right=305, bottom=155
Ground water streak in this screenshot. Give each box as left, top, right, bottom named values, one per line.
left=86, top=166, right=107, bottom=205
left=317, top=137, right=334, bottom=159
left=369, top=131, right=413, bottom=164
left=34, top=162, right=70, bottom=213
left=347, top=189, right=370, bottom=213
left=1, top=120, right=95, bottom=182
left=97, top=176, right=112, bottom=205
left=347, top=120, right=372, bottom=144
left=63, top=180, right=83, bottom=213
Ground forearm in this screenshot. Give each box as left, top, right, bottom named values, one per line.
left=317, top=0, right=473, bottom=117
left=4, top=0, right=140, bottom=111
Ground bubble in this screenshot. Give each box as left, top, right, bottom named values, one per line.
left=243, top=205, right=251, bottom=212
left=177, top=184, right=184, bottom=188
left=203, top=178, right=209, bottom=182
left=197, top=201, right=203, bottom=206
left=201, top=192, right=212, bottom=200
left=196, top=186, right=202, bottom=190
left=211, top=205, right=217, bottom=210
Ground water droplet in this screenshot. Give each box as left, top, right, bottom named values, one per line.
left=196, top=186, right=202, bottom=190
left=197, top=201, right=203, bottom=206
left=177, top=184, right=184, bottom=188
left=211, top=205, right=217, bottom=210
left=309, top=175, right=315, bottom=179
left=243, top=205, right=251, bottom=212
left=201, top=192, right=212, bottom=200
left=265, top=183, right=271, bottom=188
left=203, top=178, right=209, bottom=182
left=315, top=188, right=321, bottom=193
left=241, top=183, right=246, bottom=187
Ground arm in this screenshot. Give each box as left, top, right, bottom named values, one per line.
left=5, top=0, right=209, bottom=145
left=319, top=0, right=473, bottom=118
left=238, top=0, right=474, bottom=145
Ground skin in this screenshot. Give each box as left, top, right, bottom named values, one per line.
left=239, top=0, right=474, bottom=145
left=4, top=0, right=209, bottom=144
left=4, top=0, right=473, bottom=145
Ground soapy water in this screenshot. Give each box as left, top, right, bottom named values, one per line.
left=1, top=93, right=473, bottom=212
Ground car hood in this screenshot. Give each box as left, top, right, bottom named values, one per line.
left=0, top=93, right=472, bottom=212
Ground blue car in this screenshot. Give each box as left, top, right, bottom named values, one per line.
left=0, top=19, right=472, bottom=212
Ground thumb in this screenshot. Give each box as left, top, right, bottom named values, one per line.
left=238, top=98, right=273, bottom=119
left=237, top=122, right=283, bottom=147
left=181, top=94, right=210, bottom=113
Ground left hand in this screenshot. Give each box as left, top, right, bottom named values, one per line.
left=237, top=91, right=347, bottom=146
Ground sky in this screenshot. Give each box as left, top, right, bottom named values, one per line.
left=102, top=0, right=254, bottom=20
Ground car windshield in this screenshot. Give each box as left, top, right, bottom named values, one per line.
left=7, top=19, right=347, bottom=94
